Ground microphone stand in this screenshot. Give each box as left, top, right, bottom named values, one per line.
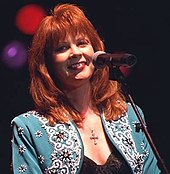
left=109, top=66, right=169, bottom=174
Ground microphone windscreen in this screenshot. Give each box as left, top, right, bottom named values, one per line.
left=92, top=51, right=106, bottom=61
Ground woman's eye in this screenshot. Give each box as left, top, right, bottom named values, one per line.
left=54, top=45, right=68, bottom=53
left=78, top=39, right=89, bottom=47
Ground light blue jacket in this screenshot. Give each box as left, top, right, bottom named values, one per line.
left=11, top=103, right=161, bottom=173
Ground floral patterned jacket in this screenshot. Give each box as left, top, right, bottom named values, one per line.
left=11, top=103, right=161, bottom=174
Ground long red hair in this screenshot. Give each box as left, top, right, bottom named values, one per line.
left=28, top=3, right=127, bottom=125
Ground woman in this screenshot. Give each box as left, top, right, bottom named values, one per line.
left=11, top=3, right=161, bottom=174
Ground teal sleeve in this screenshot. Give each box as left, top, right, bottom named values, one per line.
left=142, top=134, right=162, bottom=174
left=133, top=105, right=162, bottom=174
left=11, top=117, right=43, bottom=174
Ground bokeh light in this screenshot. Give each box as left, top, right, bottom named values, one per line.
left=15, top=4, right=46, bottom=35
left=120, top=66, right=132, bottom=78
left=1, top=40, right=27, bottom=69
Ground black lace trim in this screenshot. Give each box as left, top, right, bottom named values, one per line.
left=80, top=149, right=132, bottom=174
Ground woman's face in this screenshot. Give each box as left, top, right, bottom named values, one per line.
left=51, top=34, right=95, bottom=91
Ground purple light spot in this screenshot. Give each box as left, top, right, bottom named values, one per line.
left=1, top=40, right=27, bottom=69
left=7, top=47, right=17, bottom=58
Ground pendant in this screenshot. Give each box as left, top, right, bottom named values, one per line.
left=90, top=129, right=98, bottom=145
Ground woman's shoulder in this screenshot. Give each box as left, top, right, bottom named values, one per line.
left=126, top=102, right=145, bottom=121
left=11, top=110, right=47, bottom=128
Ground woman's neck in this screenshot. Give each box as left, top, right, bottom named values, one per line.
left=64, top=81, right=92, bottom=116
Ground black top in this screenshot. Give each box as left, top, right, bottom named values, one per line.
left=80, top=147, right=132, bottom=174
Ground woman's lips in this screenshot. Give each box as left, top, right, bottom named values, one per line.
left=68, top=61, right=87, bottom=70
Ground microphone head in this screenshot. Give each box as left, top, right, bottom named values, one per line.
left=92, top=51, right=106, bottom=68
left=92, top=51, right=137, bottom=68
left=92, top=51, right=106, bottom=61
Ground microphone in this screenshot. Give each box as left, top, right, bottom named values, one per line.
left=92, top=51, right=137, bottom=68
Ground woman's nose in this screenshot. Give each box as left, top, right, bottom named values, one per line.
left=70, top=45, right=82, bottom=57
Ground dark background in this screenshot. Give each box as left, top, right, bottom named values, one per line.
left=0, top=0, right=170, bottom=173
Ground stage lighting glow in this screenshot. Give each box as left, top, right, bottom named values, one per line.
left=2, top=40, right=27, bottom=69
left=120, top=66, right=132, bottom=77
left=15, top=4, right=46, bottom=35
